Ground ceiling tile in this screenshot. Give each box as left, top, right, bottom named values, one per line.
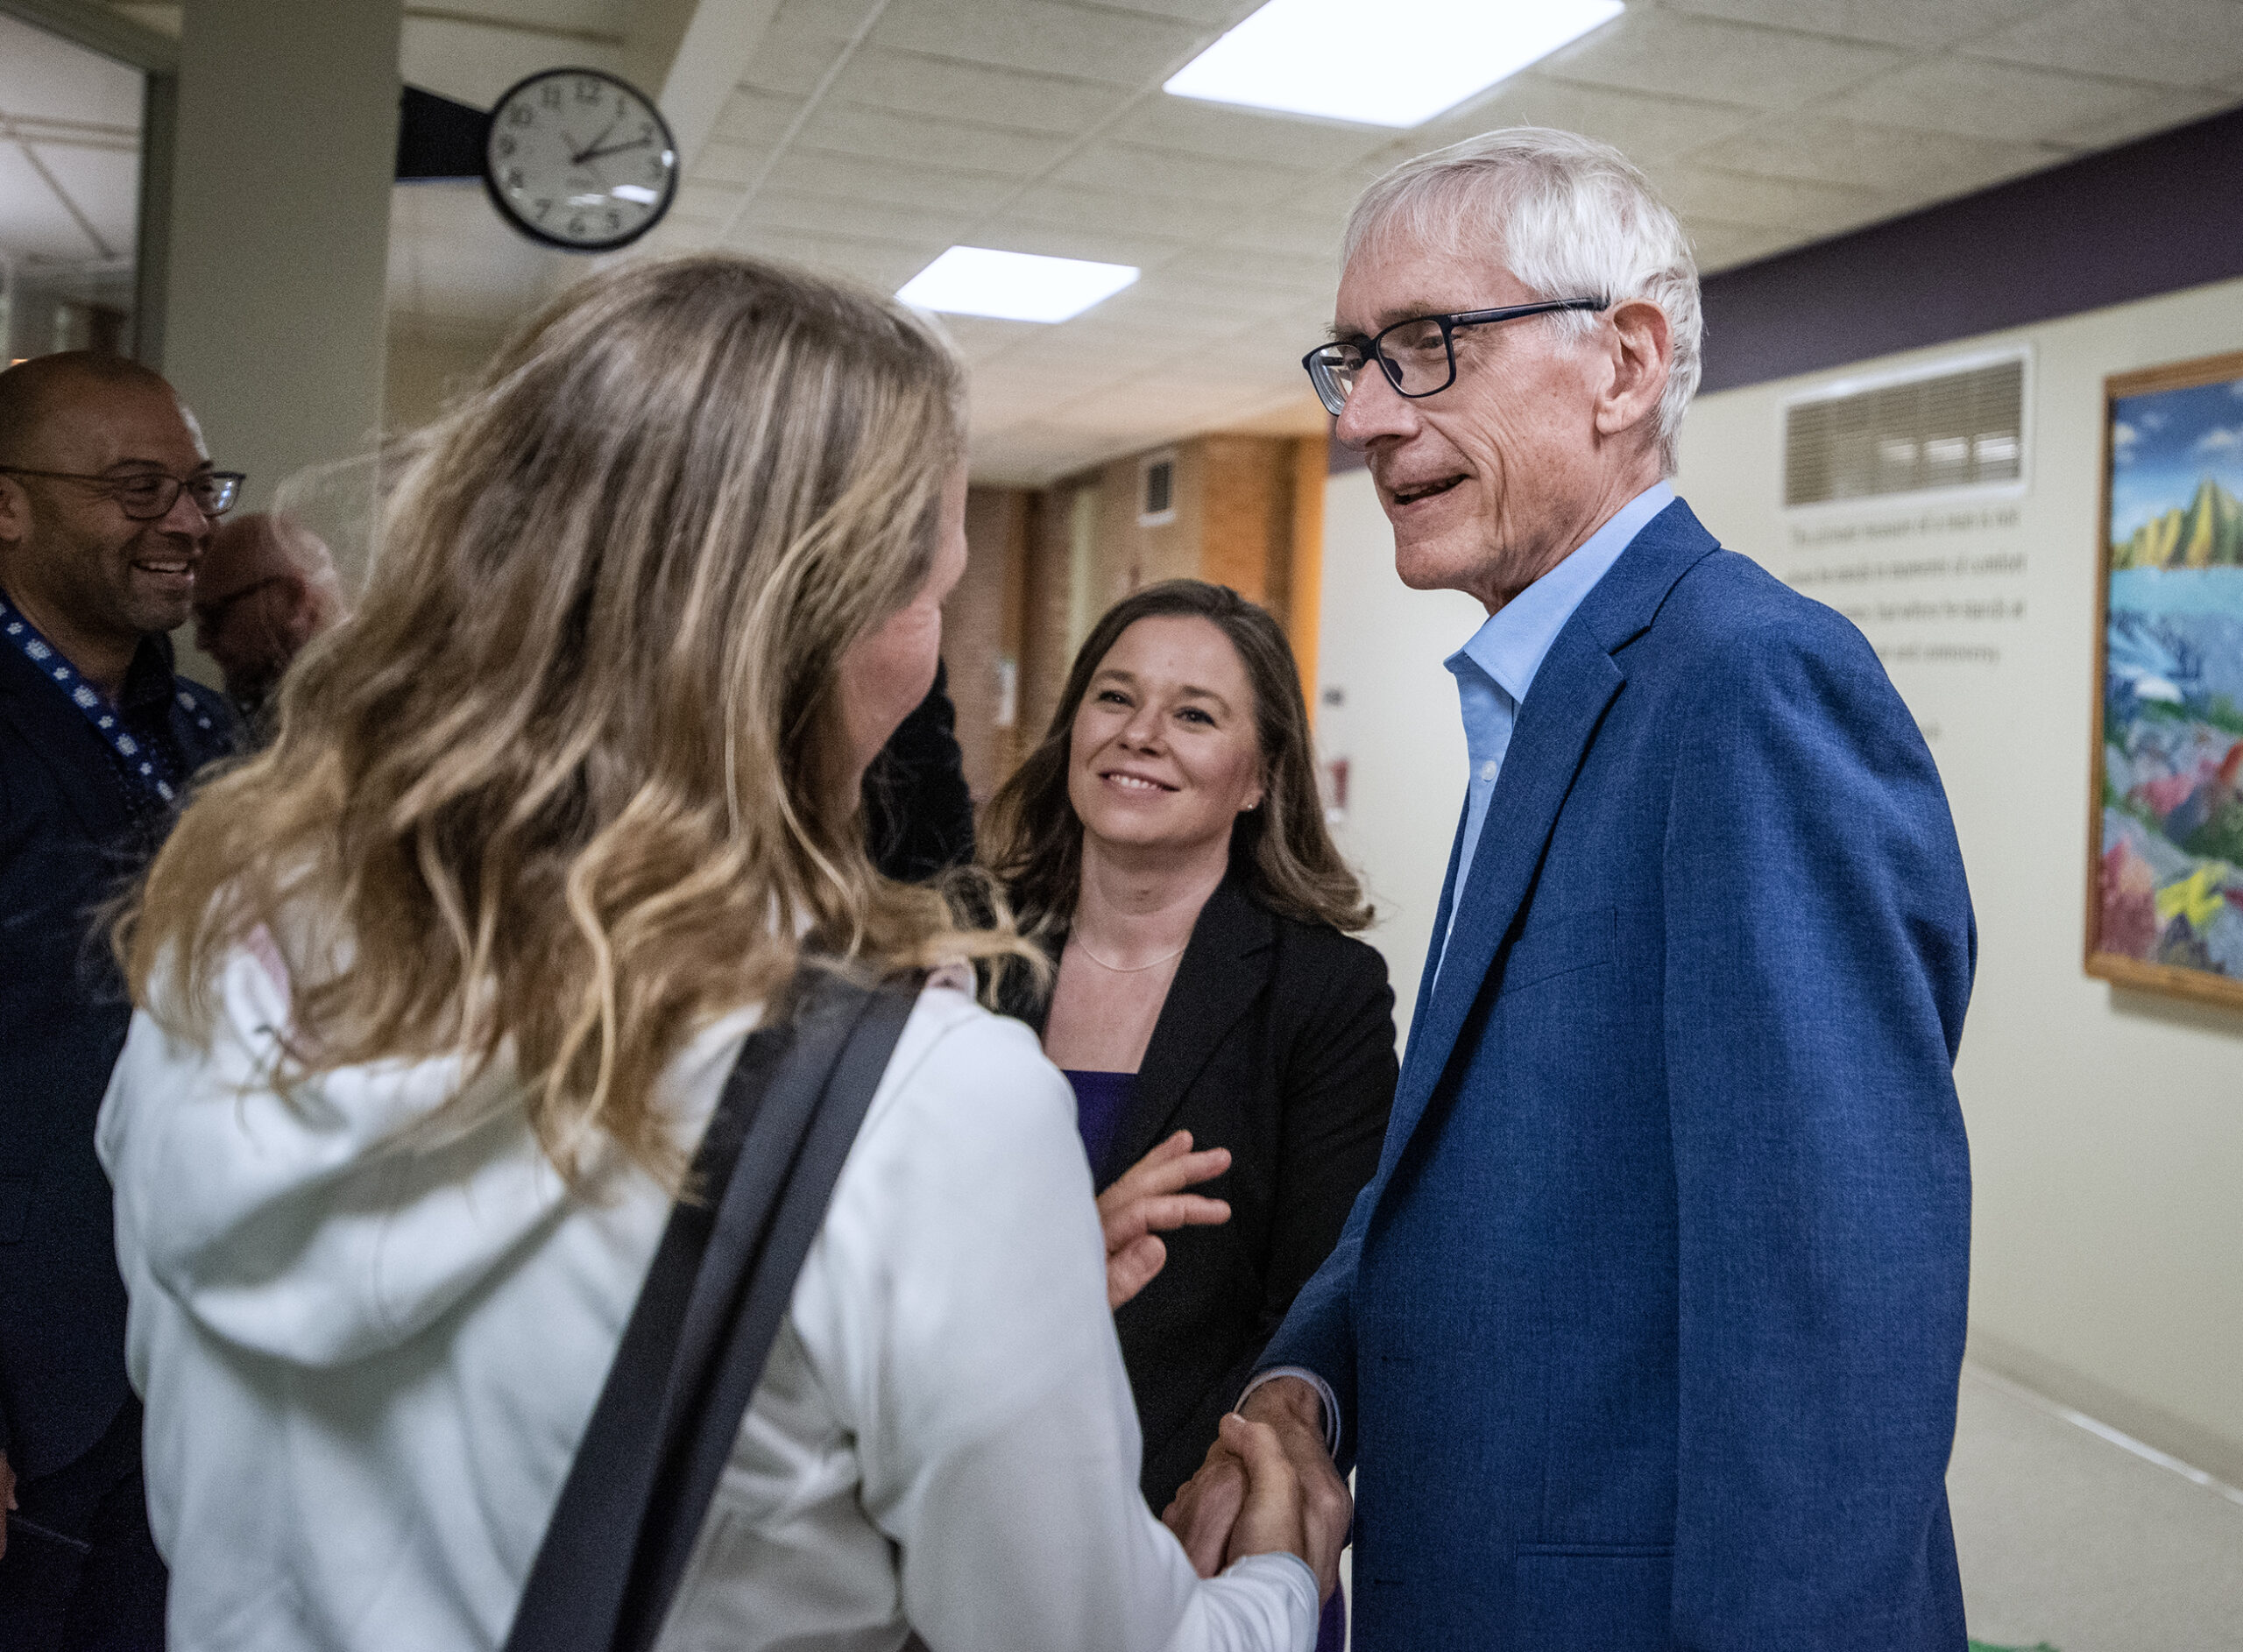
left=1822, top=53, right=2169, bottom=139
left=1050, top=141, right=1313, bottom=205
left=2043, top=84, right=2239, bottom=146
left=1412, top=71, right=1765, bottom=162
left=1661, top=0, right=2058, bottom=51
left=1100, top=97, right=1397, bottom=173
left=1687, top=113, right=2063, bottom=196
left=795, top=102, right=1075, bottom=177
left=675, top=179, right=748, bottom=221
left=729, top=226, right=934, bottom=292
left=1539, top=11, right=1912, bottom=110
left=1211, top=211, right=1348, bottom=262
left=753, top=187, right=973, bottom=246
left=769, top=0, right=885, bottom=46
left=825, top=47, right=1133, bottom=136
left=711, top=89, right=808, bottom=151
left=1964, top=0, right=2243, bottom=88
left=870, top=0, right=1207, bottom=88
left=1086, top=284, right=1270, bottom=339
left=1683, top=216, right=1808, bottom=271
left=1161, top=244, right=1337, bottom=298
left=693, top=138, right=769, bottom=189
left=968, top=215, right=1192, bottom=267
left=739, top=31, right=848, bottom=97
left=1084, top=0, right=1260, bottom=23
left=1006, top=179, right=1248, bottom=240
left=761, top=148, right=1027, bottom=213
left=938, top=314, right=1056, bottom=363
left=1644, top=164, right=1899, bottom=236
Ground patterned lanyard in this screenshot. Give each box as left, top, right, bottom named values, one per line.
left=0, top=590, right=179, bottom=806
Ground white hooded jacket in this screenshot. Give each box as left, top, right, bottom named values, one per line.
left=96, top=941, right=1317, bottom=1652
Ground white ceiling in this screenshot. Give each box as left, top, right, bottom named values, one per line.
left=98, top=1, right=2243, bottom=482
left=0, top=11, right=142, bottom=272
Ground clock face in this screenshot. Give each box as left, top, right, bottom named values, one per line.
left=484, top=69, right=678, bottom=251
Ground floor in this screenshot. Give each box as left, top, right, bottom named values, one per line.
left=1949, top=1361, right=2243, bottom=1651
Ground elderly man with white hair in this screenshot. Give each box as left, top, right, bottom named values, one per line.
left=1164, top=129, right=1976, bottom=1650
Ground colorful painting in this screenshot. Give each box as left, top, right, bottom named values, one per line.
left=2088, top=349, right=2243, bottom=1007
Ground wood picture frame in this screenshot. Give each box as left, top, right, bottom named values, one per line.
left=2085, top=347, right=2243, bottom=1010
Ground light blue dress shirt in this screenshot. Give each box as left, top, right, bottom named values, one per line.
left=1438, top=482, right=1675, bottom=971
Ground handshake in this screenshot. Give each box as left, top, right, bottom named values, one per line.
left=1160, top=1377, right=1353, bottom=1603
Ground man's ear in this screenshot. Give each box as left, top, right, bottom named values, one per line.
left=0, top=477, right=31, bottom=548
left=1596, top=298, right=1673, bottom=443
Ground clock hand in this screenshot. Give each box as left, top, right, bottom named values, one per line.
left=577, top=137, right=655, bottom=165
left=570, top=114, right=622, bottom=166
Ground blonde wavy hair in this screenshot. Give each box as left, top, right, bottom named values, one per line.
left=123, top=252, right=1023, bottom=1183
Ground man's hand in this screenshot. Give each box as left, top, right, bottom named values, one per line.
left=1100, top=1131, right=1231, bottom=1310
left=0, top=1450, right=15, bottom=1560
left=1164, top=1376, right=1349, bottom=1599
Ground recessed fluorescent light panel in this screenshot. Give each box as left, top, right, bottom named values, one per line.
left=1165, top=0, right=1624, bottom=129
left=896, top=246, right=1140, bottom=323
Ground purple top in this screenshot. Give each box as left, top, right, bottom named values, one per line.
left=1060, top=1070, right=1136, bottom=1180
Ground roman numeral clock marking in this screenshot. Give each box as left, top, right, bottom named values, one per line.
left=482, top=67, right=678, bottom=252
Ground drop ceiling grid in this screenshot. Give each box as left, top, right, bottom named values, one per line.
left=664, top=0, right=2243, bottom=481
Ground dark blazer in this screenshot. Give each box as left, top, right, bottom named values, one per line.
left=1261, top=500, right=1976, bottom=1651
left=863, top=660, right=975, bottom=883
left=1007, top=877, right=1397, bottom=1511
left=0, top=634, right=238, bottom=1477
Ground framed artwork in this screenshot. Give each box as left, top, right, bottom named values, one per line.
left=2087, top=348, right=2243, bottom=1008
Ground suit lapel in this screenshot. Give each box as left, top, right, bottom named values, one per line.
left=1101, top=880, right=1273, bottom=1183
left=1382, top=499, right=1724, bottom=1162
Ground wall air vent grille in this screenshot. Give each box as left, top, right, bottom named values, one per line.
left=1140, top=453, right=1177, bottom=526
left=1783, top=355, right=2026, bottom=507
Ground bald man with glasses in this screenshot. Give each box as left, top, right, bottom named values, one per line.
left=0, top=351, right=241, bottom=1649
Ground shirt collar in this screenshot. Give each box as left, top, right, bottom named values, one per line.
left=1446, top=481, right=1674, bottom=707
left=119, top=631, right=180, bottom=712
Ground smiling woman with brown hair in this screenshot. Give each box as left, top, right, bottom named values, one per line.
left=983, top=581, right=1397, bottom=1648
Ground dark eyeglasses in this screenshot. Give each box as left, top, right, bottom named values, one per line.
left=1301, top=298, right=1609, bottom=417
left=0, top=467, right=245, bottom=520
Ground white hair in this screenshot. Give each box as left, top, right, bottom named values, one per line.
left=1344, top=127, right=1702, bottom=475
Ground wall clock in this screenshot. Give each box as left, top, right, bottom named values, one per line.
left=483, top=68, right=677, bottom=252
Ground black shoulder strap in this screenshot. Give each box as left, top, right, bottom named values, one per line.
left=504, top=970, right=922, bottom=1652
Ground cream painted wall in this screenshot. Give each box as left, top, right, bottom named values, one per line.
left=1312, top=467, right=1482, bottom=1034
left=1314, top=275, right=2243, bottom=1485
left=1675, top=274, right=2243, bottom=1486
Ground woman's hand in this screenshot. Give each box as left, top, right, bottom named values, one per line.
left=1099, top=1129, right=1231, bottom=1309
left=1213, top=1412, right=1317, bottom=1574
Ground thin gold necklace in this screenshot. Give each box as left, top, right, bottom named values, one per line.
left=1071, top=934, right=1188, bottom=973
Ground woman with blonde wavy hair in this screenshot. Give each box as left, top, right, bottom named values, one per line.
left=96, top=255, right=1341, bottom=1652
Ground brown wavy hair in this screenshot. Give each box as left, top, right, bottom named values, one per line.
left=120, top=253, right=1026, bottom=1184
left=982, top=579, right=1370, bottom=940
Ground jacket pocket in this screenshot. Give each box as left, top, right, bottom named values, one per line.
left=1498, top=905, right=1617, bottom=995
left=1512, top=1543, right=1673, bottom=1652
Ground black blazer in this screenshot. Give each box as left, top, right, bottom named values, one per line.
left=1005, top=878, right=1397, bottom=1511
left=862, top=660, right=975, bottom=883
left=0, top=635, right=237, bottom=1477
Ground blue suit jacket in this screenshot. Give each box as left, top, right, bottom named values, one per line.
left=1261, top=501, right=1975, bottom=1650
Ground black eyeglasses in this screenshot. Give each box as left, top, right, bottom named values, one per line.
left=1301, top=298, right=1609, bottom=417
left=0, top=467, right=245, bottom=520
